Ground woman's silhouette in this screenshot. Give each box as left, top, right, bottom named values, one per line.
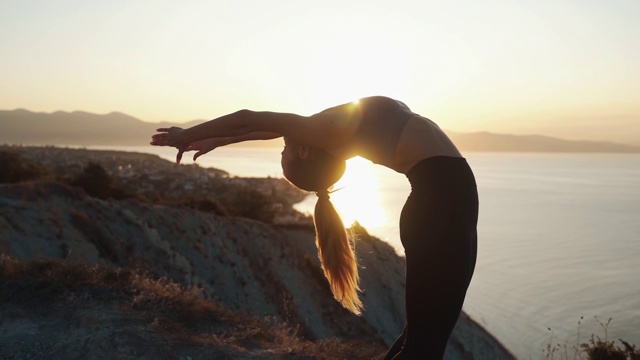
left=151, top=96, right=478, bottom=359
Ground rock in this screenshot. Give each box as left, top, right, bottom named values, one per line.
left=0, top=180, right=514, bottom=359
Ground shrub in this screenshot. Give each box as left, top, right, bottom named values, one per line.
left=0, top=150, right=48, bottom=184
left=218, top=188, right=277, bottom=223
left=581, top=335, right=631, bottom=360
left=545, top=317, right=639, bottom=360
left=178, top=197, right=228, bottom=216
left=68, top=161, right=134, bottom=200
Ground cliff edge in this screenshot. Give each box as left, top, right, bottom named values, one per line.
left=0, top=181, right=514, bottom=359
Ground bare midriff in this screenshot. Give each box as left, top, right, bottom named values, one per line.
left=324, top=97, right=463, bottom=174
left=391, top=115, right=463, bottom=174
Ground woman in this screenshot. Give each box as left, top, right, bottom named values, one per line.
left=151, top=96, right=478, bottom=359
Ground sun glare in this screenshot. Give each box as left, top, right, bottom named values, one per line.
left=330, top=156, right=386, bottom=230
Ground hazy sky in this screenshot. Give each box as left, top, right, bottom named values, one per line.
left=1, top=0, right=639, bottom=144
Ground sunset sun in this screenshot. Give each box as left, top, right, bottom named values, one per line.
left=330, top=156, right=385, bottom=230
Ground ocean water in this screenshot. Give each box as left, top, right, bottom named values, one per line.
left=88, top=145, right=640, bottom=359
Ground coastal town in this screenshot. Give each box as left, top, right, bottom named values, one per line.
left=1, top=145, right=313, bottom=227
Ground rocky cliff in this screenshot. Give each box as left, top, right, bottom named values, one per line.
left=0, top=180, right=514, bottom=359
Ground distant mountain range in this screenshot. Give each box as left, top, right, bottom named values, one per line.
left=0, top=109, right=199, bottom=147
left=445, top=131, right=640, bottom=153
left=1, top=109, right=639, bottom=153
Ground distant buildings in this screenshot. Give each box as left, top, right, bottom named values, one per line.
left=2, top=145, right=311, bottom=226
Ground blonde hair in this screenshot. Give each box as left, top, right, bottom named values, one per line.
left=314, top=190, right=363, bottom=315
left=283, top=143, right=363, bottom=315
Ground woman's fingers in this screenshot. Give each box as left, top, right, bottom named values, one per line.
left=151, top=127, right=187, bottom=159
left=151, top=132, right=180, bottom=146
left=152, top=127, right=184, bottom=146
left=150, top=135, right=169, bottom=146
left=176, top=148, right=185, bottom=164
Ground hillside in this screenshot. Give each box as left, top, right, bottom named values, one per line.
left=0, top=257, right=387, bottom=359
left=0, top=148, right=515, bottom=359
left=1, top=109, right=639, bottom=152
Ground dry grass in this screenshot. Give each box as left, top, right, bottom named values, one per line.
left=0, top=256, right=386, bottom=359
left=543, top=316, right=639, bottom=360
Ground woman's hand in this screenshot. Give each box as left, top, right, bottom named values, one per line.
left=151, top=127, right=189, bottom=163
left=183, top=138, right=228, bottom=161
left=151, top=126, right=185, bottom=146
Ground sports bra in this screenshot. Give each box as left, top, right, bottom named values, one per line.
left=349, top=97, right=414, bottom=166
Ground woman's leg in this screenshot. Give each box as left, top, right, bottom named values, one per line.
left=398, top=234, right=476, bottom=359
left=383, top=325, right=407, bottom=360
left=394, top=183, right=478, bottom=358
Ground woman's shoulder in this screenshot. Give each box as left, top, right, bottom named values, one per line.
left=359, top=96, right=408, bottom=109
left=357, top=97, right=414, bottom=120
left=317, top=96, right=408, bottom=114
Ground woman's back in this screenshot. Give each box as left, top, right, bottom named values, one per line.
left=325, top=96, right=462, bottom=173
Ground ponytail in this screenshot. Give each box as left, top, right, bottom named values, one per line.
left=280, top=141, right=360, bottom=314
left=313, top=190, right=363, bottom=315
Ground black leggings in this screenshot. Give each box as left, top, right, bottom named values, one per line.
left=384, top=156, right=478, bottom=360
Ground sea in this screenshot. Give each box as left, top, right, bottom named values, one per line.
left=86, top=145, right=640, bottom=359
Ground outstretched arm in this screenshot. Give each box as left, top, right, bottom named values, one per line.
left=152, top=108, right=359, bottom=150
left=151, top=128, right=281, bottom=163
left=151, top=104, right=362, bottom=156
left=182, top=131, right=281, bottom=163
left=152, top=110, right=302, bottom=148
left=202, top=131, right=282, bottom=147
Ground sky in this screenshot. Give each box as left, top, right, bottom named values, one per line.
left=1, top=0, right=639, bottom=144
